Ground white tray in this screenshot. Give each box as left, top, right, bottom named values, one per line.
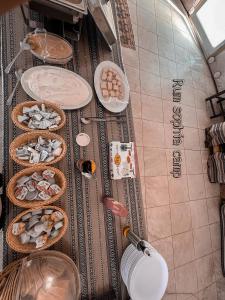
left=21, top=65, right=93, bottom=110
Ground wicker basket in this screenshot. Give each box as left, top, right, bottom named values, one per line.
left=7, top=166, right=67, bottom=208
left=9, top=131, right=67, bottom=167
left=6, top=206, right=68, bottom=253
left=11, top=100, right=66, bottom=132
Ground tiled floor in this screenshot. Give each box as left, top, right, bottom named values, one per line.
left=122, top=0, right=225, bottom=299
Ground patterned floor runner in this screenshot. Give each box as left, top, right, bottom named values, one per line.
left=0, top=4, right=145, bottom=299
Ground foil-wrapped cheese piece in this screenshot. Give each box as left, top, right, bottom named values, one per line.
left=20, top=232, right=30, bottom=244
left=31, top=172, right=43, bottom=181
left=21, top=212, right=32, bottom=221
left=26, top=190, right=39, bottom=201
left=16, top=175, right=30, bottom=186
left=35, top=234, right=48, bottom=248
left=26, top=180, right=37, bottom=192
left=12, top=222, right=26, bottom=235
left=36, top=180, right=50, bottom=192
left=51, top=211, right=64, bottom=222
left=48, top=184, right=61, bottom=196
left=15, top=186, right=28, bottom=200
left=38, top=191, right=51, bottom=201
left=42, top=169, right=55, bottom=180
left=54, top=221, right=64, bottom=230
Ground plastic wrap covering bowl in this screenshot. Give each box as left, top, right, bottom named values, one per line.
left=14, top=250, right=80, bottom=300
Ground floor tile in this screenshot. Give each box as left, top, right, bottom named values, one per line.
left=138, top=27, right=158, bottom=53
left=140, top=70, right=161, bottom=97
left=206, top=197, right=220, bottom=224
left=190, top=199, right=209, bottom=229
left=210, top=222, right=220, bottom=251
left=173, top=231, right=194, bottom=267
left=139, top=47, right=160, bottom=75
left=177, top=63, right=193, bottom=86
left=175, top=44, right=190, bottom=64
left=133, top=118, right=143, bottom=146
left=216, top=278, right=225, bottom=300
left=201, top=150, right=208, bottom=173
left=137, top=6, right=156, bottom=32
left=152, top=236, right=174, bottom=270
left=175, top=262, right=198, bottom=295
left=163, top=269, right=177, bottom=299
left=173, top=28, right=192, bottom=49
left=197, top=283, right=217, bottom=300
left=141, top=94, right=163, bottom=122
left=194, top=88, right=208, bottom=110
left=193, top=226, right=212, bottom=258
left=132, top=23, right=138, bottom=46
left=143, top=147, right=167, bottom=176
left=130, top=91, right=142, bottom=118
left=185, top=150, right=203, bottom=175
left=196, top=109, right=211, bottom=129
left=171, top=203, right=192, bottom=234
left=158, top=36, right=175, bottom=61
left=136, top=0, right=155, bottom=12
left=124, top=64, right=140, bottom=93
left=161, top=77, right=173, bottom=101
left=183, top=127, right=200, bottom=150
left=166, top=149, right=186, bottom=176
left=213, top=250, right=224, bottom=281
left=157, top=17, right=174, bottom=41
left=155, top=0, right=172, bottom=23
left=147, top=205, right=172, bottom=241
left=127, top=0, right=137, bottom=24
left=181, top=84, right=195, bottom=108
left=122, top=47, right=139, bottom=69
left=168, top=175, right=189, bottom=203
left=195, top=254, right=215, bottom=290
left=204, top=174, right=220, bottom=198
left=198, top=129, right=207, bottom=150
left=136, top=146, right=144, bottom=176
left=187, top=174, right=206, bottom=200
left=140, top=176, right=146, bottom=206
left=159, top=56, right=177, bottom=78
left=145, top=176, right=170, bottom=207
left=142, top=120, right=165, bottom=148
left=182, top=105, right=197, bottom=128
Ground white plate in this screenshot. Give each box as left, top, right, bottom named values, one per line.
left=76, top=133, right=90, bottom=147
left=94, top=61, right=130, bottom=113
left=21, top=66, right=93, bottom=110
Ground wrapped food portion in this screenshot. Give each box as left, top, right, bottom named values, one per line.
left=16, top=103, right=62, bottom=130
left=14, top=169, right=61, bottom=202
left=100, top=68, right=125, bottom=101
left=11, top=208, right=65, bottom=249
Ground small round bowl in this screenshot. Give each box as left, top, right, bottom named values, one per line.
left=9, top=131, right=67, bottom=167
left=6, top=205, right=68, bottom=253
left=7, top=165, right=67, bottom=208
left=11, top=100, right=66, bottom=132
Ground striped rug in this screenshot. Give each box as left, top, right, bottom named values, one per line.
left=0, top=4, right=146, bottom=299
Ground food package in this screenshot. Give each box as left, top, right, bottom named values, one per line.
left=109, top=142, right=136, bottom=180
